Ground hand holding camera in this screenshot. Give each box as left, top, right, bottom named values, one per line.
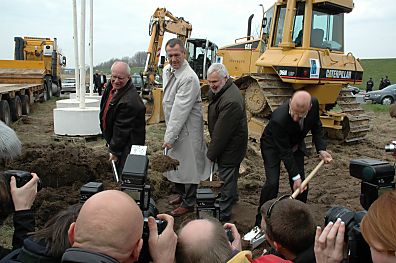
left=10, top=172, right=40, bottom=211
left=148, top=213, right=177, bottom=263
left=314, top=218, right=345, bottom=263
left=223, top=223, right=242, bottom=251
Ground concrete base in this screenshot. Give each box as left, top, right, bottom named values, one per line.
left=69, top=93, right=101, bottom=101
left=54, top=107, right=101, bottom=136
left=56, top=98, right=100, bottom=108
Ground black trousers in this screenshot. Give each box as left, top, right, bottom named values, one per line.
left=255, top=147, right=307, bottom=226
left=218, top=165, right=240, bottom=218
left=175, top=183, right=198, bottom=208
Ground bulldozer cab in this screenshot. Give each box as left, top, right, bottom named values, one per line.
left=271, top=1, right=347, bottom=51
left=186, top=38, right=218, bottom=80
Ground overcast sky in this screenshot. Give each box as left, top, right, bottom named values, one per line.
left=1, top=0, right=395, bottom=68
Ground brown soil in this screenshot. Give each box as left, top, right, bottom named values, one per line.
left=1, top=98, right=396, bottom=251
left=151, top=155, right=180, bottom=173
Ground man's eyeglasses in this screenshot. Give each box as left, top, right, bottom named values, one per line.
left=289, top=107, right=308, bottom=119
left=266, top=195, right=292, bottom=219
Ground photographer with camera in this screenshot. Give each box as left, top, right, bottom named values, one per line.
left=61, top=190, right=177, bottom=263
left=0, top=172, right=39, bottom=259
left=175, top=217, right=253, bottom=263
left=0, top=203, right=82, bottom=263
left=252, top=197, right=316, bottom=263
left=314, top=190, right=396, bottom=263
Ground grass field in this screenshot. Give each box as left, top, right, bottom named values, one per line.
left=357, top=58, right=396, bottom=90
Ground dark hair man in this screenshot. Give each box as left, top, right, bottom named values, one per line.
left=253, top=197, right=316, bottom=263
left=62, top=190, right=177, bottom=263
left=206, top=63, right=248, bottom=221
left=162, top=38, right=210, bottom=216
left=255, top=91, right=332, bottom=226
left=99, top=61, right=146, bottom=176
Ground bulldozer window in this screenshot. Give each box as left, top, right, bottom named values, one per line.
left=292, top=3, right=305, bottom=47
left=272, top=6, right=286, bottom=47
left=311, top=7, right=344, bottom=51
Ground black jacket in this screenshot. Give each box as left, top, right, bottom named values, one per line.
left=0, top=210, right=35, bottom=260
left=99, top=79, right=146, bottom=158
left=260, top=97, right=326, bottom=177
left=207, top=78, right=248, bottom=166
left=0, top=237, right=61, bottom=263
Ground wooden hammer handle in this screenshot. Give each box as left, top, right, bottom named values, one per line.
left=291, top=160, right=325, bottom=199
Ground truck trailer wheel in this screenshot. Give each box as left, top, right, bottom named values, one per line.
left=0, top=100, right=12, bottom=125
left=20, top=95, right=30, bottom=115
left=9, top=96, right=23, bottom=121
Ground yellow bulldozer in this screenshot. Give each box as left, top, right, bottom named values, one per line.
left=142, top=8, right=218, bottom=124
left=217, top=0, right=369, bottom=143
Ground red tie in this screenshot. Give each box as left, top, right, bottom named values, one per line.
left=102, top=88, right=116, bottom=131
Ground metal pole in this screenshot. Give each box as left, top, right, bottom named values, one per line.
left=79, top=0, right=86, bottom=108
left=89, top=0, right=94, bottom=96
left=72, top=0, right=80, bottom=100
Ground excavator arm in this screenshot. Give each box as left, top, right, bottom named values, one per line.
left=143, top=8, right=193, bottom=124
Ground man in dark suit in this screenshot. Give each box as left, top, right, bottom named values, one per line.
left=99, top=61, right=146, bottom=175
left=254, top=90, right=332, bottom=226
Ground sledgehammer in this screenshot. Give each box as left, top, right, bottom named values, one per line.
left=291, top=160, right=325, bottom=199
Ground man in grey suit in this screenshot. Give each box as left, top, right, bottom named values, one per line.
left=162, top=38, right=210, bottom=217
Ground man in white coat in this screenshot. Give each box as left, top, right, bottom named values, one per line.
left=162, top=38, right=210, bottom=217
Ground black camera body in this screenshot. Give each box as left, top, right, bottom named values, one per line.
left=1, top=170, right=42, bottom=213
left=196, top=188, right=220, bottom=220
left=325, top=207, right=371, bottom=263
left=350, top=159, right=395, bottom=210
left=80, top=182, right=104, bottom=203
left=120, top=154, right=165, bottom=263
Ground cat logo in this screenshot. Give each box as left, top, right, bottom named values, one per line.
left=244, top=43, right=252, bottom=50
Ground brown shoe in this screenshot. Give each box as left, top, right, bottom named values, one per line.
left=168, top=196, right=183, bottom=206
left=171, top=206, right=194, bottom=217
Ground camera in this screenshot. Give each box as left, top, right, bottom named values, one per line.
left=196, top=188, right=220, bottom=220
left=323, top=158, right=396, bottom=263
left=325, top=207, right=371, bottom=263
left=0, top=170, right=42, bottom=214
left=80, top=182, right=104, bottom=203
left=350, top=159, right=395, bottom=210
left=385, top=141, right=396, bottom=153
left=120, top=154, right=165, bottom=263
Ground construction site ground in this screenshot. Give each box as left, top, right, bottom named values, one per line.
left=1, top=97, right=395, bottom=252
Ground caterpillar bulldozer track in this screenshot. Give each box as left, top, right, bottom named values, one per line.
left=217, top=0, right=369, bottom=143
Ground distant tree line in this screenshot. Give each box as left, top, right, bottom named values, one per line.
left=94, top=51, right=147, bottom=74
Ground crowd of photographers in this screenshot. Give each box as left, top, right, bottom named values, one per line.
left=1, top=170, right=395, bottom=263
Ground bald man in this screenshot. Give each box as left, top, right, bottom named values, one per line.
left=175, top=218, right=250, bottom=263
left=99, top=61, right=146, bottom=176
left=62, top=190, right=177, bottom=263
left=255, top=91, right=332, bottom=227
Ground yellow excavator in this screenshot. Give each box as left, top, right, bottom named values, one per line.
left=217, top=0, right=368, bottom=143
left=143, top=8, right=218, bottom=124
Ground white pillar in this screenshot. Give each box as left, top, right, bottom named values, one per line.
left=89, top=0, right=94, bottom=95
left=79, top=0, right=86, bottom=108
left=72, top=0, right=80, bottom=99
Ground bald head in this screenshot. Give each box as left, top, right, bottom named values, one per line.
left=69, top=190, right=143, bottom=262
left=176, top=218, right=232, bottom=263
left=289, top=91, right=312, bottom=122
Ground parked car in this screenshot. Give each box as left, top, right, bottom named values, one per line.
left=61, top=78, right=76, bottom=93
left=364, top=84, right=396, bottom=105
left=347, top=84, right=360, bottom=95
